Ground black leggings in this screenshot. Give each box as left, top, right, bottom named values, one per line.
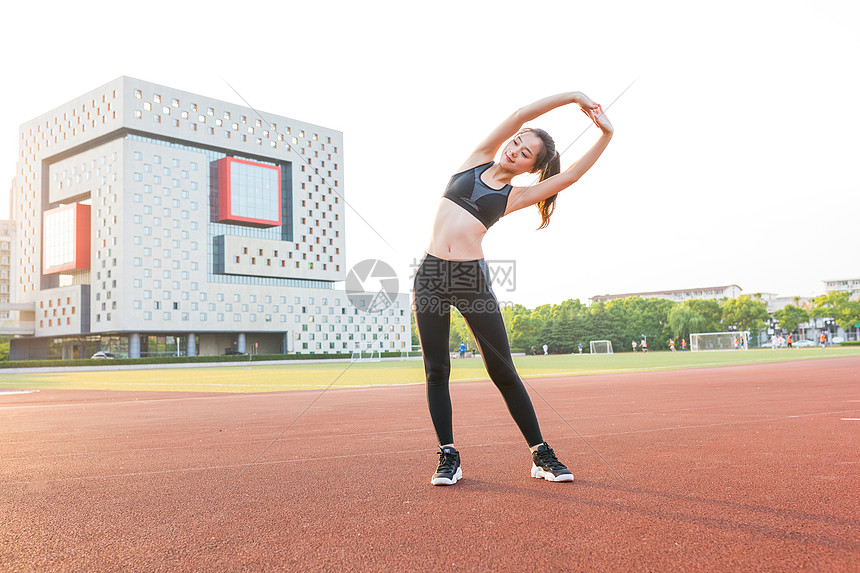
left=412, top=253, right=543, bottom=447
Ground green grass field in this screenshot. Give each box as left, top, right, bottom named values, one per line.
left=2, top=346, right=859, bottom=394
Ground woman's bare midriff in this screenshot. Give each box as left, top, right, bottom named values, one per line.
left=425, top=199, right=489, bottom=261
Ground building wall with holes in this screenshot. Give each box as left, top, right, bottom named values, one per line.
left=12, top=77, right=411, bottom=357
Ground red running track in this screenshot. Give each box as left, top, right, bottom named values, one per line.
left=2, top=356, right=859, bottom=571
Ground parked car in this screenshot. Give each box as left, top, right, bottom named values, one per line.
left=793, top=339, right=816, bottom=348
left=91, top=351, right=116, bottom=359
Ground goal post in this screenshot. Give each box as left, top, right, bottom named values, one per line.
left=350, top=345, right=382, bottom=362
left=690, top=331, right=749, bottom=352
left=589, top=340, right=613, bottom=355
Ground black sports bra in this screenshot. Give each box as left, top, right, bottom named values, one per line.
left=442, top=162, right=512, bottom=229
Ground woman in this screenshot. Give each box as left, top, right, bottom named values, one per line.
left=413, top=91, right=614, bottom=485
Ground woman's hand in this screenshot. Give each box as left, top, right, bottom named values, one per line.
left=572, top=92, right=600, bottom=113
left=573, top=92, right=609, bottom=131
left=593, top=108, right=614, bottom=135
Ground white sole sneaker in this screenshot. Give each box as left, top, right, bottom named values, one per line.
left=431, top=466, right=462, bottom=486
left=531, top=463, right=574, bottom=482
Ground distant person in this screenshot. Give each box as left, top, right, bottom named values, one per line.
left=530, top=345, right=536, bottom=356
left=543, top=343, right=548, bottom=356
left=733, top=336, right=739, bottom=350
left=819, top=331, right=826, bottom=348
left=641, top=339, right=648, bottom=353
left=681, top=338, right=687, bottom=351
left=459, top=341, right=466, bottom=359
left=413, top=90, right=612, bottom=486
left=771, top=335, right=778, bottom=350
left=778, top=334, right=784, bottom=349
left=578, top=343, right=583, bottom=354
left=632, top=340, right=637, bottom=352
left=787, top=333, right=793, bottom=348
left=669, top=339, right=676, bottom=352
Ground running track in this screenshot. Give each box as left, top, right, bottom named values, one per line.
left=2, top=356, right=858, bottom=571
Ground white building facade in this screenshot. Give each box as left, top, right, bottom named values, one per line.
left=0, top=219, right=15, bottom=319
left=824, top=278, right=860, bottom=296
left=11, top=77, right=410, bottom=359
left=590, top=285, right=743, bottom=304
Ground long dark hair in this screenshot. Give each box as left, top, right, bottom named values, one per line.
left=518, top=127, right=560, bottom=229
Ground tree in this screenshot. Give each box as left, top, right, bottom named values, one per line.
left=809, top=292, right=836, bottom=321
left=502, top=304, right=531, bottom=347
left=649, top=298, right=679, bottom=348
left=810, top=291, right=860, bottom=332
left=668, top=305, right=706, bottom=340
left=594, top=297, right=673, bottom=351
left=546, top=299, right=582, bottom=354
left=411, top=319, right=420, bottom=349
left=448, top=308, right=474, bottom=352
left=508, top=304, right=547, bottom=351
left=773, top=304, right=809, bottom=334
left=844, top=299, right=860, bottom=336
left=685, top=299, right=723, bottom=332
left=606, top=297, right=647, bottom=349
left=721, top=295, right=769, bottom=332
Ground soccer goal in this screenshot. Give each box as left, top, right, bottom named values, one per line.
left=590, top=340, right=613, bottom=355
left=690, top=331, right=749, bottom=352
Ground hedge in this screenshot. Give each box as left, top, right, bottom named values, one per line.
left=0, top=351, right=423, bottom=369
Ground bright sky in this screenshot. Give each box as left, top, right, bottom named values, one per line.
left=2, top=0, right=857, bottom=309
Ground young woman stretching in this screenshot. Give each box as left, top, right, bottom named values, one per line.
left=412, top=91, right=614, bottom=485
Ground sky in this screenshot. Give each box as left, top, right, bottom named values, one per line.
left=1, top=0, right=858, bottom=309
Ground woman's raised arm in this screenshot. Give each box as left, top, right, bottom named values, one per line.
left=458, top=92, right=600, bottom=171
left=504, top=109, right=614, bottom=215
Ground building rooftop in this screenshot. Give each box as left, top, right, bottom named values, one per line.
left=591, top=285, right=742, bottom=302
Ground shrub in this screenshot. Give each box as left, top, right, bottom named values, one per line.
left=0, top=351, right=422, bottom=369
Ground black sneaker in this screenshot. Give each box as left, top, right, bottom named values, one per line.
left=431, top=446, right=462, bottom=486
left=531, top=443, right=574, bottom=482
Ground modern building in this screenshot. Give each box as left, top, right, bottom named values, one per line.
left=590, top=285, right=743, bottom=304
left=745, top=292, right=813, bottom=314
left=824, top=278, right=860, bottom=296
left=0, top=218, right=15, bottom=319
left=816, top=277, right=860, bottom=342
left=10, top=77, right=410, bottom=360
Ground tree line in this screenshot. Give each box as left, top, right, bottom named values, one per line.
left=411, top=293, right=860, bottom=353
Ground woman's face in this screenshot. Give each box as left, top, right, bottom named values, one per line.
left=501, top=132, right=543, bottom=175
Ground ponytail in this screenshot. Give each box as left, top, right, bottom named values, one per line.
left=536, top=150, right=560, bottom=229
left=514, top=127, right=562, bottom=229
